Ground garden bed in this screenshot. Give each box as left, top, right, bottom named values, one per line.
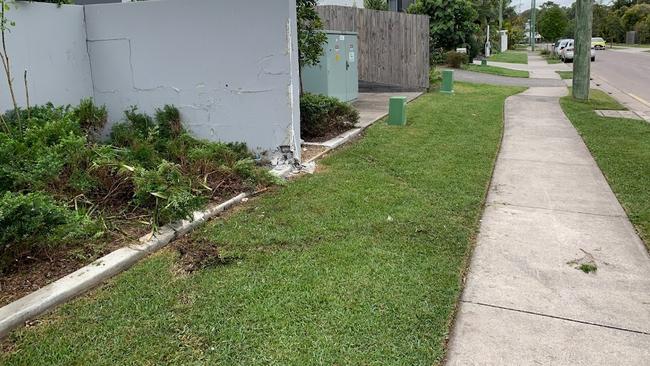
left=0, top=100, right=276, bottom=306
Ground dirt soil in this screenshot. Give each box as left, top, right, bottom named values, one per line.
left=303, top=126, right=354, bottom=144
left=0, top=221, right=150, bottom=307
left=301, top=145, right=328, bottom=162
left=171, top=237, right=235, bottom=274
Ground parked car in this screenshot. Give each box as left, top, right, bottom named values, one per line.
left=561, top=39, right=596, bottom=62
left=591, top=37, right=607, bottom=50
left=555, top=39, right=570, bottom=55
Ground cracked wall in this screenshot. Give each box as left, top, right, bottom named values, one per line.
left=0, top=2, right=93, bottom=111
left=0, top=0, right=301, bottom=159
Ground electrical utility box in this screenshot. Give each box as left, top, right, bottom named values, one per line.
left=301, top=31, right=358, bottom=102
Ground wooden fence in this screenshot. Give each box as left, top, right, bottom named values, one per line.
left=317, top=6, right=430, bottom=90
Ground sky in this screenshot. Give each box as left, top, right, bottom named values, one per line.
left=516, top=0, right=575, bottom=12
left=516, top=0, right=613, bottom=12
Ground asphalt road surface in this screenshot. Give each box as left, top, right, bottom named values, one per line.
left=591, top=48, right=650, bottom=109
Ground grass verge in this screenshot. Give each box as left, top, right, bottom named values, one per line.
left=612, top=43, right=650, bottom=49
left=1, top=83, right=524, bottom=365
left=560, top=89, right=650, bottom=247
left=542, top=53, right=562, bottom=64
left=463, top=64, right=529, bottom=78
left=488, top=50, right=528, bottom=64
left=556, top=71, right=573, bottom=79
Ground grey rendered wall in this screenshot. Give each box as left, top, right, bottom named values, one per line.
left=84, top=0, right=301, bottom=156
left=0, top=2, right=92, bottom=110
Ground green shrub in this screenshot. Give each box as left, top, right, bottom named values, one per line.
left=540, top=48, right=551, bottom=56
left=0, top=101, right=277, bottom=271
left=300, top=93, right=359, bottom=139
left=133, top=161, right=206, bottom=227
left=155, top=105, right=183, bottom=140
left=0, top=114, right=89, bottom=191
left=428, top=67, right=442, bottom=91
left=73, top=98, right=107, bottom=136
left=0, top=192, right=97, bottom=273
left=446, top=51, right=469, bottom=68
left=430, top=47, right=446, bottom=65
left=364, top=0, right=388, bottom=11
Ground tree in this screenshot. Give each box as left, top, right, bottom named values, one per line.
left=296, top=0, right=328, bottom=93
left=592, top=3, right=609, bottom=36
left=408, top=0, right=478, bottom=51
left=538, top=5, right=569, bottom=41
left=622, top=4, right=650, bottom=31
left=601, top=12, right=625, bottom=43
left=505, top=16, right=526, bottom=49
left=364, top=0, right=388, bottom=10
left=297, top=0, right=327, bottom=69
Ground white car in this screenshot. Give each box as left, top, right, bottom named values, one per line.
left=561, top=39, right=595, bottom=62
left=555, top=39, right=570, bottom=55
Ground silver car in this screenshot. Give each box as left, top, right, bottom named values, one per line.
left=561, top=39, right=596, bottom=62
left=555, top=39, right=570, bottom=55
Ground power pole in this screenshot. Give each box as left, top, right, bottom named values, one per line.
left=573, top=0, right=592, bottom=100
left=499, top=0, right=503, bottom=30
left=530, top=0, right=536, bottom=51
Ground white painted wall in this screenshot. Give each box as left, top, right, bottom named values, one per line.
left=0, top=2, right=92, bottom=110
left=0, top=0, right=301, bottom=158
left=84, top=0, right=300, bottom=156
left=319, top=0, right=364, bottom=8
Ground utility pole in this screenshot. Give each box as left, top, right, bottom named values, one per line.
left=573, top=0, right=592, bottom=100
left=499, top=0, right=503, bottom=30
left=530, top=0, right=536, bottom=51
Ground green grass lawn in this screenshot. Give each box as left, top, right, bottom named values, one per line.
left=463, top=64, right=529, bottom=78
left=556, top=71, right=573, bottom=79
left=488, top=50, right=528, bottom=64
left=561, top=90, right=650, bottom=247
left=1, top=83, right=524, bottom=365
left=541, top=53, right=562, bottom=64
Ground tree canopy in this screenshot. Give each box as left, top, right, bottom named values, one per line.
left=408, top=0, right=478, bottom=50
left=538, top=4, right=569, bottom=41
left=297, top=0, right=328, bottom=69
left=364, top=0, right=388, bottom=10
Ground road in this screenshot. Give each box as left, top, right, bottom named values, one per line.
left=591, top=48, right=650, bottom=116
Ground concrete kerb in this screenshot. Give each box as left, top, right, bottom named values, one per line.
left=0, top=192, right=250, bottom=339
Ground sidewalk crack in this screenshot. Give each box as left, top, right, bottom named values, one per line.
left=463, top=300, right=650, bottom=336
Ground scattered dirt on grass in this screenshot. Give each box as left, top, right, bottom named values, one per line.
left=172, top=237, right=235, bottom=275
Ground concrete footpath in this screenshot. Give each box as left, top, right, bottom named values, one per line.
left=446, top=87, right=650, bottom=365
left=474, top=53, right=570, bottom=79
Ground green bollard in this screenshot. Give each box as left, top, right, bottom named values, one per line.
left=440, top=70, right=454, bottom=94
left=387, top=96, right=407, bottom=126
left=481, top=59, right=487, bottom=66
